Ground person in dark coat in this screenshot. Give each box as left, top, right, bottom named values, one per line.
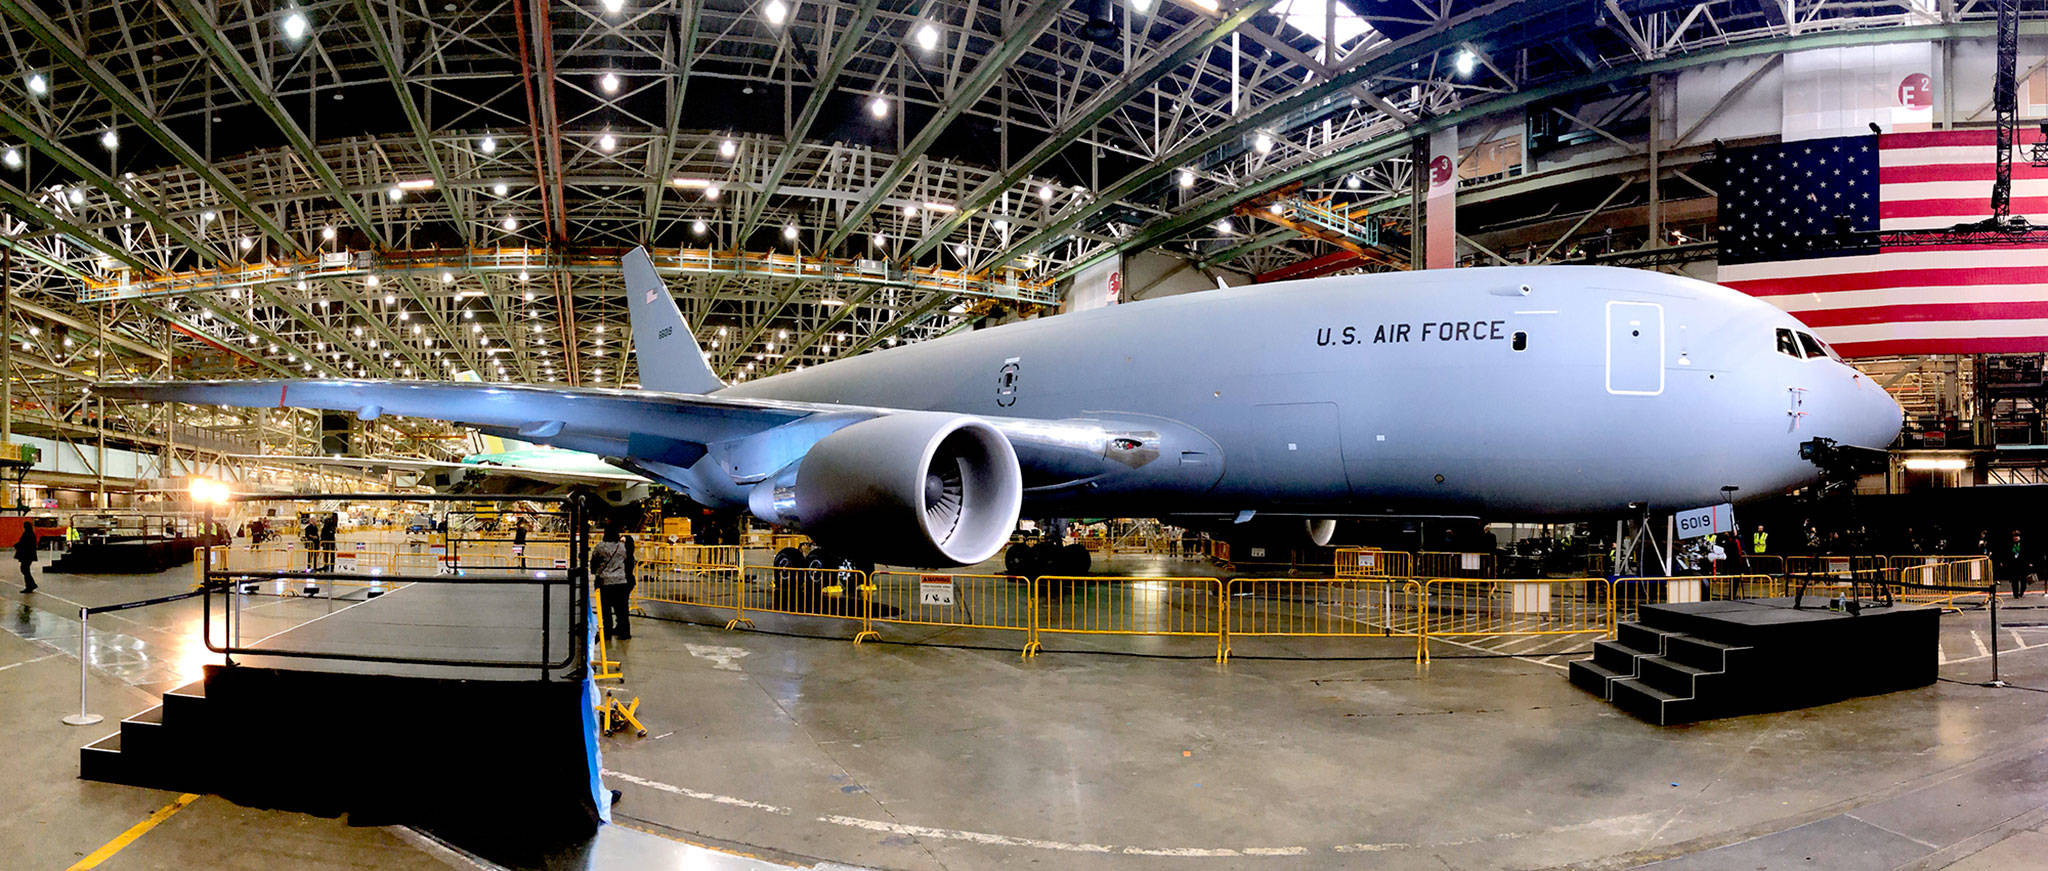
left=590, top=525, right=634, bottom=640
left=513, top=518, right=530, bottom=569
left=319, top=513, right=338, bottom=571
left=14, top=528, right=37, bottom=593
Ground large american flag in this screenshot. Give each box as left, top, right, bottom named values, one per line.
left=1717, top=129, right=2048, bottom=357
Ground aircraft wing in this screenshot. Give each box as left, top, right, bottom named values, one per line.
left=100, top=379, right=821, bottom=472
left=229, top=453, right=455, bottom=474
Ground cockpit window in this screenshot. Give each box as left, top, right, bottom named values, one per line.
left=1775, top=328, right=1801, bottom=358
left=1796, top=332, right=1828, bottom=359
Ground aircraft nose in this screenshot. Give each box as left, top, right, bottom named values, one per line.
left=1841, top=368, right=1904, bottom=450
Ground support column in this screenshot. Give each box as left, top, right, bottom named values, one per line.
left=1647, top=74, right=1663, bottom=248
left=1409, top=137, right=1427, bottom=267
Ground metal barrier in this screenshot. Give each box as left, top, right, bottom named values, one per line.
left=1785, top=554, right=1888, bottom=578
left=1333, top=548, right=1413, bottom=578
left=1417, top=551, right=1495, bottom=578
left=634, top=547, right=744, bottom=616
left=1223, top=578, right=1426, bottom=660
left=1034, top=576, right=1227, bottom=661
left=736, top=564, right=868, bottom=627
left=864, top=571, right=1034, bottom=643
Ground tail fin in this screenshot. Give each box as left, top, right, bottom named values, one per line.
left=623, top=247, right=724, bottom=394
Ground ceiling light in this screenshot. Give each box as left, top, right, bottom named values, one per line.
left=598, top=132, right=616, bottom=151
left=502, top=215, right=518, bottom=230
left=872, top=232, right=886, bottom=246
left=1178, top=168, right=1195, bottom=188
left=1903, top=457, right=1967, bottom=471
left=1133, top=0, right=1152, bottom=11
left=691, top=219, right=707, bottom=234
left=1, top=149, right=18, bottom=169
left=868, top=96, right=889, bottom=118
left=783, top=223, right=798, bottom=240
left=599, top=72, right=620, bottom=94
left=1268, top=202, right=1284, bottom=215
left=992, top=218, right=1008, bottom=232
left=492, top=182, right=508, bottom=196
left=1253, top=131, right=1274, bottom=154
left=366, top=274, right=380, bottom=287
left=704, top=184, right=720, bottom=199
left=1038, top=184, right=1053, bottom=201
left=952, top=243, right=968, bottom=257
left=672, top=177, right=711, bottom=189
left=387, top=186, right=404, bottom=201
left=719, top=138, right=736, bottom=158
left=1454, top=49, right=1476, bottom=77
left=517, top=270, right=530, bottom=281
left=763, top=0, right=788, bottom=26
left=200, top=210, right=216, bottom=223
left=1215, top=218, right=1233, bottom=234
left=1346, top=174, right=1362, bottom=190
left=282, top=10, right=309, bottom=41
left=396, top=178, right=434, bottom=191
left=440, top=272, right=454, bottom=284
left=924, top=201, right=957, bottom=213
left=25, top=73, right=46, bottom=96
left=480, top=135, right=497, bottom=154
left=321, top=225, right=336, bottom=240
left=902, top=204, right=918, bottom=216
left=914, top=23, right=938, bottom=51
left=99, top=129, right=117, bottom=151
left=238, top=236, right=253, bottom=251
left=601, top=0, right=625, bottom=14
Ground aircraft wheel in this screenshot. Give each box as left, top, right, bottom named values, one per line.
left=1059, top=542, right=1092, bottom=576
left=772, top=546, right=805, bottom=569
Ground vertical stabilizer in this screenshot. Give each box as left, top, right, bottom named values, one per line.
left=623, top=247, right=724, bottom=394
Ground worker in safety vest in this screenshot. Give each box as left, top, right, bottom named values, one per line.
left=1751, top=525, right=1767, bottom=555
left=63, top=525, right=78, bottom=552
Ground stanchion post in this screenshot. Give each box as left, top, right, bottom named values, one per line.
left=1990, top=585, right=2003, bottom=686
left=62, top=606, right=103, bottom=726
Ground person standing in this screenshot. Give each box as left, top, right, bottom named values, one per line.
left=513, top=517, right=530, bottom=569
left=15, top=527, right=37, bottom=593
left=590, top=526, right=635, bottom=640
left=319, top=513, right=338, bottom=572
left=2009, top=531, right=2030, bottom=598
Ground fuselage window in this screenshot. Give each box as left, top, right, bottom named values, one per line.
left=1796, top=332, right=1827, bottom=359
left=1511, top=331, right=1527, bottom=351
left=1774, top=328, right=1801, bottom=358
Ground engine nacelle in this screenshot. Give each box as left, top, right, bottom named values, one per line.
left=748, top=413, right=1023, bottom=567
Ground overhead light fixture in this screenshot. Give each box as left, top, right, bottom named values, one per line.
left=1, top=148, right=18, bottom=169
left=1038, top=184, right=1054, bottom=201
left=1346, top=174, right=1362, bottom=189
left=600, top=72, right=621, bottom=94
left=387, top=186, right=404, bottom=201
left=1178, top=168, right=1195, bottom=188
left=67, top=188, right=82, bottom=204
left=704, top=184, right=720, bottom=200
left=396, top=178, right=435, bottom=191
left=99, top=129, right=117, bottom=151
left=321, top=225, right=336, bottom=240
left=1454, top=49, right=1476, bottom=77
left=951, top=243, right=969, bottom=257
left=601, top=0, right=625, bottom=15
left=440, top=272, right=454, bottom=284
left=366, top=274, right=380, bottom=287
left=924, top=201, right=957, bottom=213
left=672, top=177, right=711, bottom=189
left=1215, top=218, right=1233, bottom=234
left=763, top=0, right=788, bottom=26
left=872, top=232, right=886, bottom=246
left=1132, top=0, right=1152, bottom=12
left=492, top=182, right=509, bottom=195
left=914, top=22, right=938, bottom=51
left=502, top=215, right=518, bottom=231
left=480, top=135, right=497, bottom=154
left=691, top=219, right=707, bottom=234
left=783, top=223, right=799, bottom=240
left=869, top=96, right=889, bottom=118
left=25, top=73, right=46, bottom=96
left=598, top=132, right=616, bottom=151
left=1268, top=202, right=1284, bottom=215
left=238, top=236, right=253, bottom=250
left=282, top=10, right=309, bottom=41
left=200, top=210, right=217, bottom=223
left=1253, top=131, right=1274, bottom=154
left=719, top=138, right=737, bottom=158
left=902, top=203, right=918, bottom=216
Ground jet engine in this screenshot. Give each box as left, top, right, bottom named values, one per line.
left=748, top=413, right=1023, bottom=567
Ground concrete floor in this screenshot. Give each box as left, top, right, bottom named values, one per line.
left=3, top=546, right=2047, bottom=869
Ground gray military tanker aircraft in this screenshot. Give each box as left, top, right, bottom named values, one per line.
left=98, top=248, right=1902, bottom=572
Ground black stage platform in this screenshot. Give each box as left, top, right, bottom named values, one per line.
left=82, top=577, right=604, bottom=851
left=50, top=536, right=205, bottom=573
left=1571, top=598, right=1938, bottom=725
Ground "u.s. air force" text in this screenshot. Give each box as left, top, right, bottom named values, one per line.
left=1315, top=320, right=1508, bottom=346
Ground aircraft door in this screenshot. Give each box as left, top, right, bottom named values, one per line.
left=1251, top=402, right=1349, bottom=502
left=1605, top=301, right=1664, bottom=396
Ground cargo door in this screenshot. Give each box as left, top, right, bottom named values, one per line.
left=1605, top=301, right=1664, bottom=396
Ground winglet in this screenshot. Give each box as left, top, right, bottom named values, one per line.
left=623, top=247, right=724, bottom=394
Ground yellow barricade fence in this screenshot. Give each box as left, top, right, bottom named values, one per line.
left=1417, top=551, right=1495, bottom=578
left=1738, top=554, right=1786, bottom=580
left=1785, top=554, right=1889, bottom=579
left=1223, top=578, right=1426, bottom=660
left=1333, top=548, right=1413, bottom=579
left=1419, top=578, right=1610, bottom=661
left=1034, top=576, right=1227, bottom=661
left=863, top=572, right=1034, bottom=644
left=634, top=547, right=744, bottom=614
left=736, top=564, right=868, bottom=627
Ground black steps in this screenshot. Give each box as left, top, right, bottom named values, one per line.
left=80, top=679, right=217, bottom=793
left=1572, top=620, right=1749, bottom=726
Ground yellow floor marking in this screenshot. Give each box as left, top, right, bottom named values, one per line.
left=66, top=793, right=201, bottom=870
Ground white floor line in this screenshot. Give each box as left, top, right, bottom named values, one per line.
left=603, top=770, right=792, bottom=815
left=0, top=651, right=60, bottom=673
left=241, top=583, right=404, bottom=649
left=1971, top=630, right=1990, bottom=659
left=815, top=814, right=1307, bottom=857
left=1426, top=634, right=1574, bottom=670
left=1941, top=639, right=2046, bottom=665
